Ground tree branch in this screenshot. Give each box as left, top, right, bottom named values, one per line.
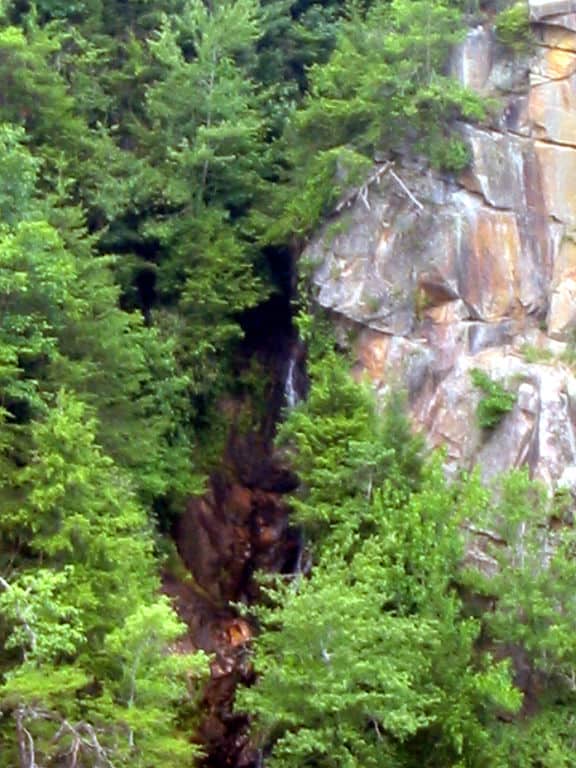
left=331, top=161, right=424, bottom=219
left=388, top=168, right=424, bottom=212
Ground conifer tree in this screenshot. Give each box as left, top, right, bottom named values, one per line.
left=0, top=391, right=206, bottom=767
left=240, top=347, right=520, bottom=767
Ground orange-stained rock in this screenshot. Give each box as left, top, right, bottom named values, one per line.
left=225, top=619, right=252, bottom=647
left=531, top=45, right=576, bottom=79
left=537, top=23, right=576, bottom=50
left=530, top=75, right=576, bottom=145
left=305, top=9, right=576, bottom=491
left=552, top=233, right=576, bottom=282
left=536, top=141, right=576, bottom=222
left=222, top=483, right=253, bottom=522
left=459, top=205, right=520, bottom=320
left=353, top=329, right=393, bottom=382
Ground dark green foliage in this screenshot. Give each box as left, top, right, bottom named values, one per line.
left=0, top=126, right=207, bottom=764
left=264, top=0, right=485, bottom=242
left=471, top=368, right=517, bottom=429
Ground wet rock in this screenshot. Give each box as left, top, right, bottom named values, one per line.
left=451, top=26, right=494, bottom=91
left=166, top=390, right=303, bottom=768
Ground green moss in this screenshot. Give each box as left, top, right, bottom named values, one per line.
left=428, top=135, right=471, bottom=173
left=520, top=344, right=554, bottom=364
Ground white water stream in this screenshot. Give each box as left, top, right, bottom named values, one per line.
left=284, top=354, right=300, bottom=409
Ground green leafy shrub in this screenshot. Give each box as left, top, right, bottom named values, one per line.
left=427, top=134, right=471, bottom=172
left=495, top=2, right=534, bottom=53
left=471, top=368, right=517, bottom=429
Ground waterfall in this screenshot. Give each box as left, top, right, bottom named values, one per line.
left=284, top=354, right=299, bottom=409
left=293, top=532, right=304, bottom=576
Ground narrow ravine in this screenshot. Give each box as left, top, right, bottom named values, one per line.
left=163, top=248, right=306, bottom=767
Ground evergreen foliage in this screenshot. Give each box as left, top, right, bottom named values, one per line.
left=470, top=368, right=517, bottom=429
left=264, top=0, right=485, bottom=243
left=495, top=2, right=534, bottom=53
left=240, top=343, right=522, bottom=766
left=241, top=340, right=576, bottom=767
left=0, top=0, right=554, bottom=765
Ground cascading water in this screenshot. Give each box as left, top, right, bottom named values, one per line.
left=283, top=341, right=307, bottom=411
left=166, top=247, right=308, bottom=768
left=284, top=356, right=299, bottom=409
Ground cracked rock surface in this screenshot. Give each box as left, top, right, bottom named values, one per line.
left=305, top=1, right=576, bottom=491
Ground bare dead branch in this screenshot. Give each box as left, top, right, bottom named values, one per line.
left=332, top=161, right=391, bottom=215
left=388, top=169, right=424, bottom=211
left=17, top=707, right=117, bottom=768
left=330, top=161, right=425, bottom=220
left=464, top=523, right=506, bottom=545
left=15, top=707, right=36, bottom=768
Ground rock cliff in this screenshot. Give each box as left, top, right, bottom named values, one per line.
left=305, top=0, right=576, bottom=491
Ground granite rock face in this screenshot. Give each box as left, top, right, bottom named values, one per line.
left=306, top=0, right=576, bottom=491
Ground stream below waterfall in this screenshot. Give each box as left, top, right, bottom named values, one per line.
left=163, top=249, right=307, bottom=767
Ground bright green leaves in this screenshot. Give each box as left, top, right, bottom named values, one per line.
left=0, top=124, right=39, bottom=225
left=102, top=599, right=207, bottom=766
left=0, top=219, right=82, bottom=417
left=0, top=390, right=207, bottom=767
left=241, top=564, right=441, bottom=767
left=275, top=349, right=380, bottom=544
left=0, top=568, right=84, bottom=663
left=11, top=391, right=155, bottom=621
left=276, top=349, right=425, bottom=554
left=470, top=368, right=517, bottom=429
left=243, top=348, right=520, bottom=767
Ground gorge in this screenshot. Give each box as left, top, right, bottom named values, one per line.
left=2, top=1, right=576, bottom=766
left=176, top=2, right=576, bottom=763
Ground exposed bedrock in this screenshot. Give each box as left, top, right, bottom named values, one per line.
left=305, top=0, right=576, bottom=491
